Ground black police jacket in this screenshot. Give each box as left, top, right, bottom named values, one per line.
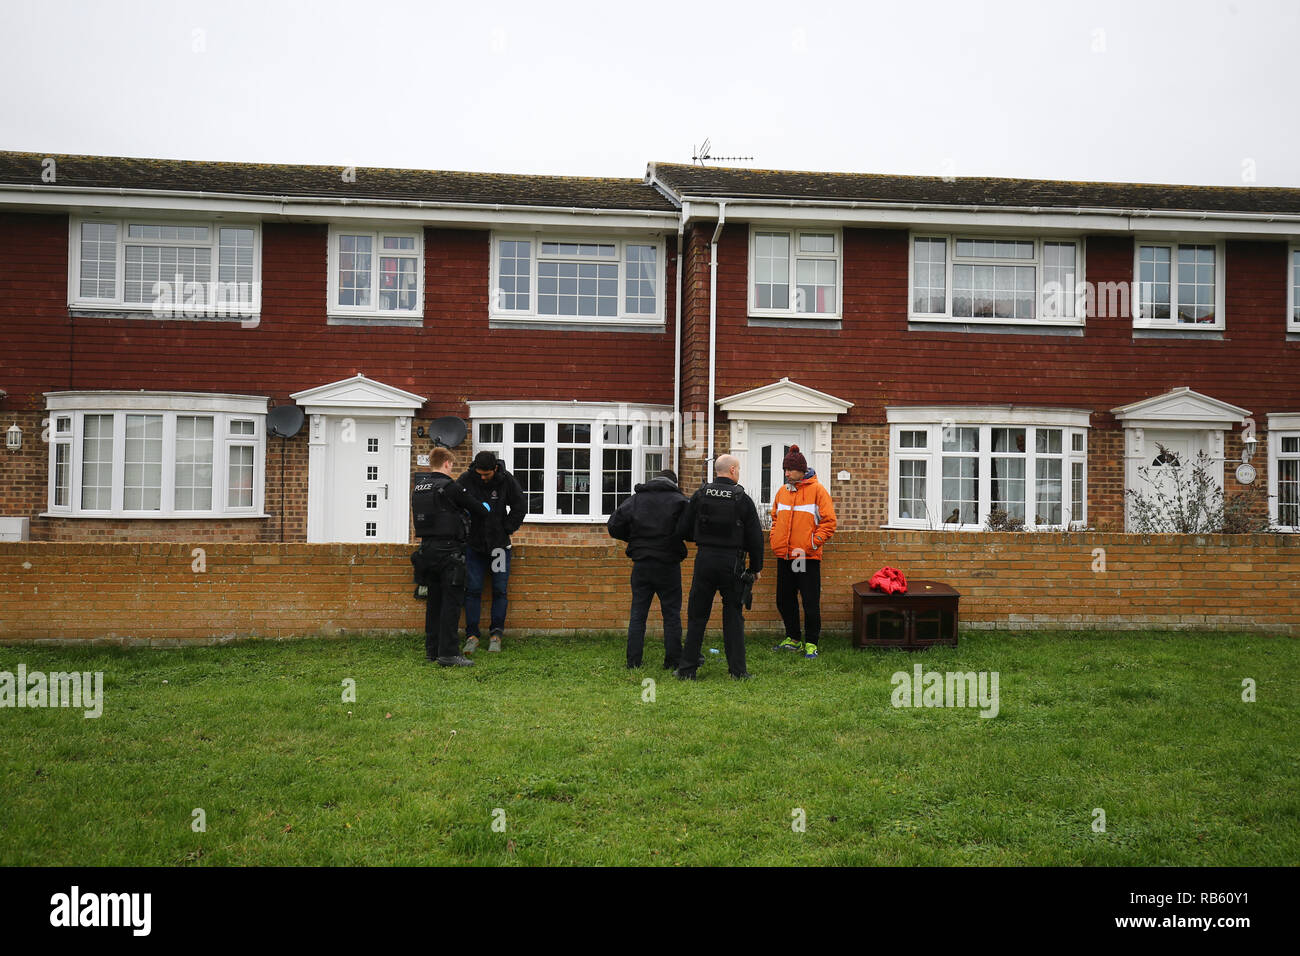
left=676, top=476, right=764, bottom=573
left=607, top=476, right=689, bottom=563
left=411, top=471, right=476, bottom=545
left=457, top=467, right=527, bottom=553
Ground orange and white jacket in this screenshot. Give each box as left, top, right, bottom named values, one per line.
left=770, top=470, right=837, bottom=561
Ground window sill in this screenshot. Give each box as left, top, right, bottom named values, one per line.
left=326, top=314, right=423, bottom=328
left=748, top=315, right=842, bottom=331
left=908, top=319, right=1084, bottom=336
left=40, top=512, right=271, bottom=520
left=522, top=514, right=613, bottom=524
left=69, top=308, right=260, bottom=324
left=1286, top=331, right=1300, bottom=343
left=488, top=317, right=665, bottom=333
left=1132, top=326, right=1225, bottom=340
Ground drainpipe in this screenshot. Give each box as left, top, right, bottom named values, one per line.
left=707, top=202, right=726, bottom=467
left=672, top=202, right=686, bottom=476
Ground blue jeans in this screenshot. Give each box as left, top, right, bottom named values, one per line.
left=464, top=546, right=511, bottom=637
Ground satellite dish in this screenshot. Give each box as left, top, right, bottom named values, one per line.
left=429, top=416, right=467, bottom=448
left=268, top=405, right=305, bottom=438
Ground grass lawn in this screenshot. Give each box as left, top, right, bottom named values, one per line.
left=1, top=629, right=1296, bottom=866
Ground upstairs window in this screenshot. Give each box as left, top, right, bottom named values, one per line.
left=910, top=234, right=1083, bottom=325
left=69, top=219, right=260, bottom=318
left=1289, top=245, right=1299, bottom=332
left=1133, top=240, right=1225, bottom=329
left=750, top=229, right=841, bottom=318
left=490, top=235, right=665, bottom=325
left=328, top=227, right=423, bottom=319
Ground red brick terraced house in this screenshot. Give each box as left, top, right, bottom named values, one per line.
left=2, top=151, right=1299, bottom=546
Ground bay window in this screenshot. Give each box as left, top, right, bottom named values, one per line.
left=1267, top=414, right=1300, bottom=531
left=750, top=228, right=841, bottom=318
left=468, top=402, right=671, bottom=521
left=490, top=235, right=665, bottom=325
left=45, top=392, right=267, bottom=518
left=1133, top=240, right=1225, bottom=328
left=886, top=407, right=1090, bottom=529
left=910, top=234, right=1084, bottom=325
left=69, top=218, right=260, bottom=318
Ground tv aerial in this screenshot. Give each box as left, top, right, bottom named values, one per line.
left=692, top=137, right=753, bottom=166
left=267, top=405, right=305, bottom=542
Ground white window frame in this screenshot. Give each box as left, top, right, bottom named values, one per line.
left=1131, top=238, right=1226, bottom=330
left=43, top=391, right=267, bottom=518
left=1267, top=413, right=1300, bottom=532
left=1288, top=243, right=1300, bottom=333
left=67, top=217, right=262, bottom=317
left=885, top=406, right=1091, bottom=530
left=908, top=233, right=1086, bottom=327
left=488, top=233, right=666, bottom=326
left=747, top=227, right=843, bottom=320
left=326, top=225, right=424, bottom=319
left=466, top=401, right=672, bottom=522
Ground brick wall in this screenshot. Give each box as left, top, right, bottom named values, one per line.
left=2, top=533, right=1296, bottom=644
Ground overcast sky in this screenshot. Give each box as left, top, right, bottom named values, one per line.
left=2, top=0, right=1297, bottom=187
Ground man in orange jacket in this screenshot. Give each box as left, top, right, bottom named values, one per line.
left=769, top=445, right=836, bottom=659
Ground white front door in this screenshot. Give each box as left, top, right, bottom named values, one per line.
left=324, top=418, right=399, bottom=542
left=745, top=423, right=813, bottom=517
left=1126, top=428, right=1206, bottom=530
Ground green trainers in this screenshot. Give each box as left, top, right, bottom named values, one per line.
left=774, top=637, right=803, bottom=652
left=804, top=642, right=819, bottom=659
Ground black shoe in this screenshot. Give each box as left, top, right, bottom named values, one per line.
left=627, top=661, right=643, bottom=669
left=436, top=655, right=475, bottom=667
left=730, top=671, right=752, bottom=680
left=663, top=659, right=678, bottom=670
left=675, top=668, right=697, bottom=681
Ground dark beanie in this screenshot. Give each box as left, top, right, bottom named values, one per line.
left=472, top=451, right=499, bottom=471
left=654, top=469, right=678, bottom=484
left=782, top=445, right=807, bottom=472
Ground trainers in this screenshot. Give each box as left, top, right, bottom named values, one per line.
left=463, top=635, right=480, bottom=655
left=774, top=637, right=803, bottom=652
left=488, top=630, right=503, bottom=652
left=804, top=642, right=819, bottom=659
left=413, top=584, right=428, bottom=600
left=436, top=655, right=475, bottom=667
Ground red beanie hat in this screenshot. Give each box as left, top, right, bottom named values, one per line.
left=782, top=445, right=807, bottom=472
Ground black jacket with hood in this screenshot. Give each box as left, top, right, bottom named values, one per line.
left=607, top=476, right=689, bottom=563
left=456, top=466, right=527, bottom=554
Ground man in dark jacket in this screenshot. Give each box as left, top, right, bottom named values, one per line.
left=607, top=469, right=689, bottom=670
left=674, top=454, right=764, bottom=680
left=411, top=447, right=479, bottom=667
left=457, top=450, right=527, bottom=654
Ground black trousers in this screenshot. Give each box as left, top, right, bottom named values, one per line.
left=776, top=557, right=822, bottom=643
left=626, top=559, right=683, bottom=667
left=420, top=545, right=467, bottom=660
left=682, top=547, right=747, bottom=676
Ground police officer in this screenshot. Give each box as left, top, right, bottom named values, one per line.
left=674, top=454, right=764, bottom=680
left=607, top=468, right=689, bottom=670
left=411, top=447, right=479, bottom=667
